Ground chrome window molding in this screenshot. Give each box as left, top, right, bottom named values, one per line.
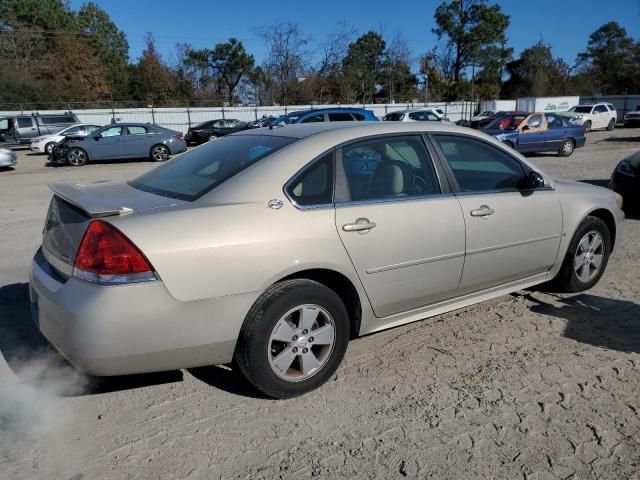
left=334, top=192, right=455, bottom=209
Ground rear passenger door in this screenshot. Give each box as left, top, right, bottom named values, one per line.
left=334, top=134, right=466, bottom=318
left=122, top=125, right=152, bottom=157
left=431, top=134, right=562, bottom=294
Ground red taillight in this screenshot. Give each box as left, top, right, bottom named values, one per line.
left=73, top=220, right=156, bottom=285
left=174, top=134, right=184, bottom=141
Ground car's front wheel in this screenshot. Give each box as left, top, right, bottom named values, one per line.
left=66, top=147, right=88, bottom=166
left=552, top=216, right=611, bottom=292
left=558, top=139, right=575, bottom=157
left=235, top=279, right=350, bottom=399
left=45, top=142, right=56, bottom=155
left=150, top=144, right=170, bottom=162
left=583, top=120, right=592, bottom=132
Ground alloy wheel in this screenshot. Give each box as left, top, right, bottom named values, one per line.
left=574, top=230, right=604, bottom=283
left=268, top=304, right=336, bottom=382
left=67, top=149, right=86, bottom=166
left=152, top=146, right=169, bottom=161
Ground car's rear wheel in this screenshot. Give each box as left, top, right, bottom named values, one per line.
left=235, top=279, right=350, bottom=399
left=606, top=119, right=615, bottom=131
left=66, top=147, right=88, bottom=166
left=558, top=139, right=575, bottom=157
left=583, top=120, right=592, bottom=133
left=552, top=216, right=611, bottom=292
left=45, top=142, right=56, bottom=155
left=150, top=144, right=169, bottom=162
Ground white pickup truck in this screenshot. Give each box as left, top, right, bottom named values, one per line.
left=559, top=103, right=617, bottom=132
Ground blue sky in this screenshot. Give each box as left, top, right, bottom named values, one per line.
left=70, top=0, right=640, bottom=67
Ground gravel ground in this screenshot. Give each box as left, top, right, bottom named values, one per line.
left=1, top=129, right=639, bottom=480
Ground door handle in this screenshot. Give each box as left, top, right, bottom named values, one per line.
left=470, top=205, right=495, bottom=217
left=343, top=218, right=376, bottom=232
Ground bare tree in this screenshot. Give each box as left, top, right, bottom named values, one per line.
left=258, top=22, right=310, bottom=105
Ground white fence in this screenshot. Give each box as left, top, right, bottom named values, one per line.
left=0, top=102, right=479, bottom=133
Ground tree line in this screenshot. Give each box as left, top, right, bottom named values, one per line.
left=1, top=0, right=639, bottom=109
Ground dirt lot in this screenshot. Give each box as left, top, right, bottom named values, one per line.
left=1, top=130, right=639, bottom=480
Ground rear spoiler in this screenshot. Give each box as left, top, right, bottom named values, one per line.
left=48, top=182, right=133, bottom=218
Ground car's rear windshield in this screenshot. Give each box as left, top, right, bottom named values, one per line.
left=569, top=106, right=593, bottom=113
left=129, top=135, right=296, bottom=201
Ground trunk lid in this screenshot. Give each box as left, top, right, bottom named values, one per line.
left=42, top=181, right=185, bottom=274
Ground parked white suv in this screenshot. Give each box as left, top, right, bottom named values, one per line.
left=559, top=103, right=617, bottom=132
left=30, top=123, right=101, bottom=155
left=383, top=108, right=449, bottom=122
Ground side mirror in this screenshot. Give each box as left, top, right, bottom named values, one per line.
left=93, top=135, right=100, bottom=140
left=522, top=125, right=530, bottom=131
left=524, top=171, right=545, bottom=189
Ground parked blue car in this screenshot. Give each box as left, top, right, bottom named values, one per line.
left=483, top=112, right=586, bottom=157
left=272, top=108, right=379, bottom=126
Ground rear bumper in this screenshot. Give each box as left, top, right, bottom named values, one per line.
left=575, top=137, right=587, bottom=148
left=29, top=247, right=261, bottom=376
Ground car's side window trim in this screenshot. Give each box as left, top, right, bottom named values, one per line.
left=282, top=150, right=336, bottom=210
left=427, top=132, right=554, bottom=195
left=334, top=133, right=447, bottom=205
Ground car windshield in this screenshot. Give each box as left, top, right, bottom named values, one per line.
left=486, top=115, right=526, bottom=130
left=130, top=135, right=296, bottom=201
left=569, top=106, right=593, bottom=113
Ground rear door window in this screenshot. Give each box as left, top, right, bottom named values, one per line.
left=126, top=126, right=147, bottom=135
left=329, top=112, right=354, bottom=121
left=17, top=117, right=33, bottom=128
left=341, top=136, right=440, bottom=201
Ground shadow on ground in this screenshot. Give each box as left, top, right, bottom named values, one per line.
left=527, top=293, right=640, bottom=354
left=604, top=136, right=640, bottom=143
left=188, top=365, right=266, bottom=399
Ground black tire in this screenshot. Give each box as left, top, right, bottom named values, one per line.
left=235, top=279, right=350, bottom=399
left=45, top=142, right=56, bottom=155
left=66, top=147, right=88, bottom=166
left=583, top=120, right=592, bottom=133
left=150, top=144, right=170, bottom=162
left=606, top=119, right=615, bottom=131
left=558, top=139, right=575, bottom=157
left=502, top=140, right=514, bottom=149
left=552, top=215, right=611, bottom=293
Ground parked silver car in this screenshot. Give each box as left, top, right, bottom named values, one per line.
left=0, top=146, right=17, bottom=168
left=50, top=123, right=187, bottom=166
left=31, top=122, right=624, bottom=398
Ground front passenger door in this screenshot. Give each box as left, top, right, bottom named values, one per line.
left=432, top=135, right=562, bottom=294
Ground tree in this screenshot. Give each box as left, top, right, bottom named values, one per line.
left=187, top=38, right=254, bottom=105
left=37, top=33, right=111, bottom=102
left=432, top=0, right=510, bottom=99
left=129, top=33, right=178, bottom=105
left=258, top=22, right=309, bottom=104
left=76, top=2, right=129, bottom=98
left=502, top=42, right=573, bottom=98
left=381, top=34, right=417, bottom=103
left=576, top=22, right=638, bottom=94
left=0, top=0, right=75, bottom=32
left=419, top=45, right=456, bottom=102
left=342, top=31, right=386, bottom=103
